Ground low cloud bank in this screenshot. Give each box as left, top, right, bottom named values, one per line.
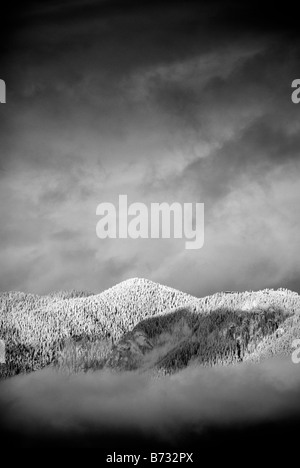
left=1, top=357, right=300, bottom=444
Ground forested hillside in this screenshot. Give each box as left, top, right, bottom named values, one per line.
left=1, top=278, right=299, bottom=378
left=105, top=305, right=300, bottom=373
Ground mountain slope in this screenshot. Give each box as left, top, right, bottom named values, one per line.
left=1, top=278, right=300, bottom=378
left=105, top=304, right=300, bottom=374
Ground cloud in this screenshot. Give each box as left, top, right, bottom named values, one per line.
left=0, top=357, right=300, bottom=447
left=1, top=2, right=300, bottom=295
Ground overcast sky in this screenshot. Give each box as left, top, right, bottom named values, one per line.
left=0, top=0, right=300, bottom=296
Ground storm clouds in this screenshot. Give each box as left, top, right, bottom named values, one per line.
left=1, top=1, right=300, bottom=295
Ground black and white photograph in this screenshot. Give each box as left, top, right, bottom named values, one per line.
left=1, top=0, right=300, bottom=462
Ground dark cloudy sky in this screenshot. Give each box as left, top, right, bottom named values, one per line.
left=0, top=0, right=300, bottom=296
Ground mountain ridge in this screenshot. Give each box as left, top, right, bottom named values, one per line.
left=1, top=277, right=300, bottom=378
